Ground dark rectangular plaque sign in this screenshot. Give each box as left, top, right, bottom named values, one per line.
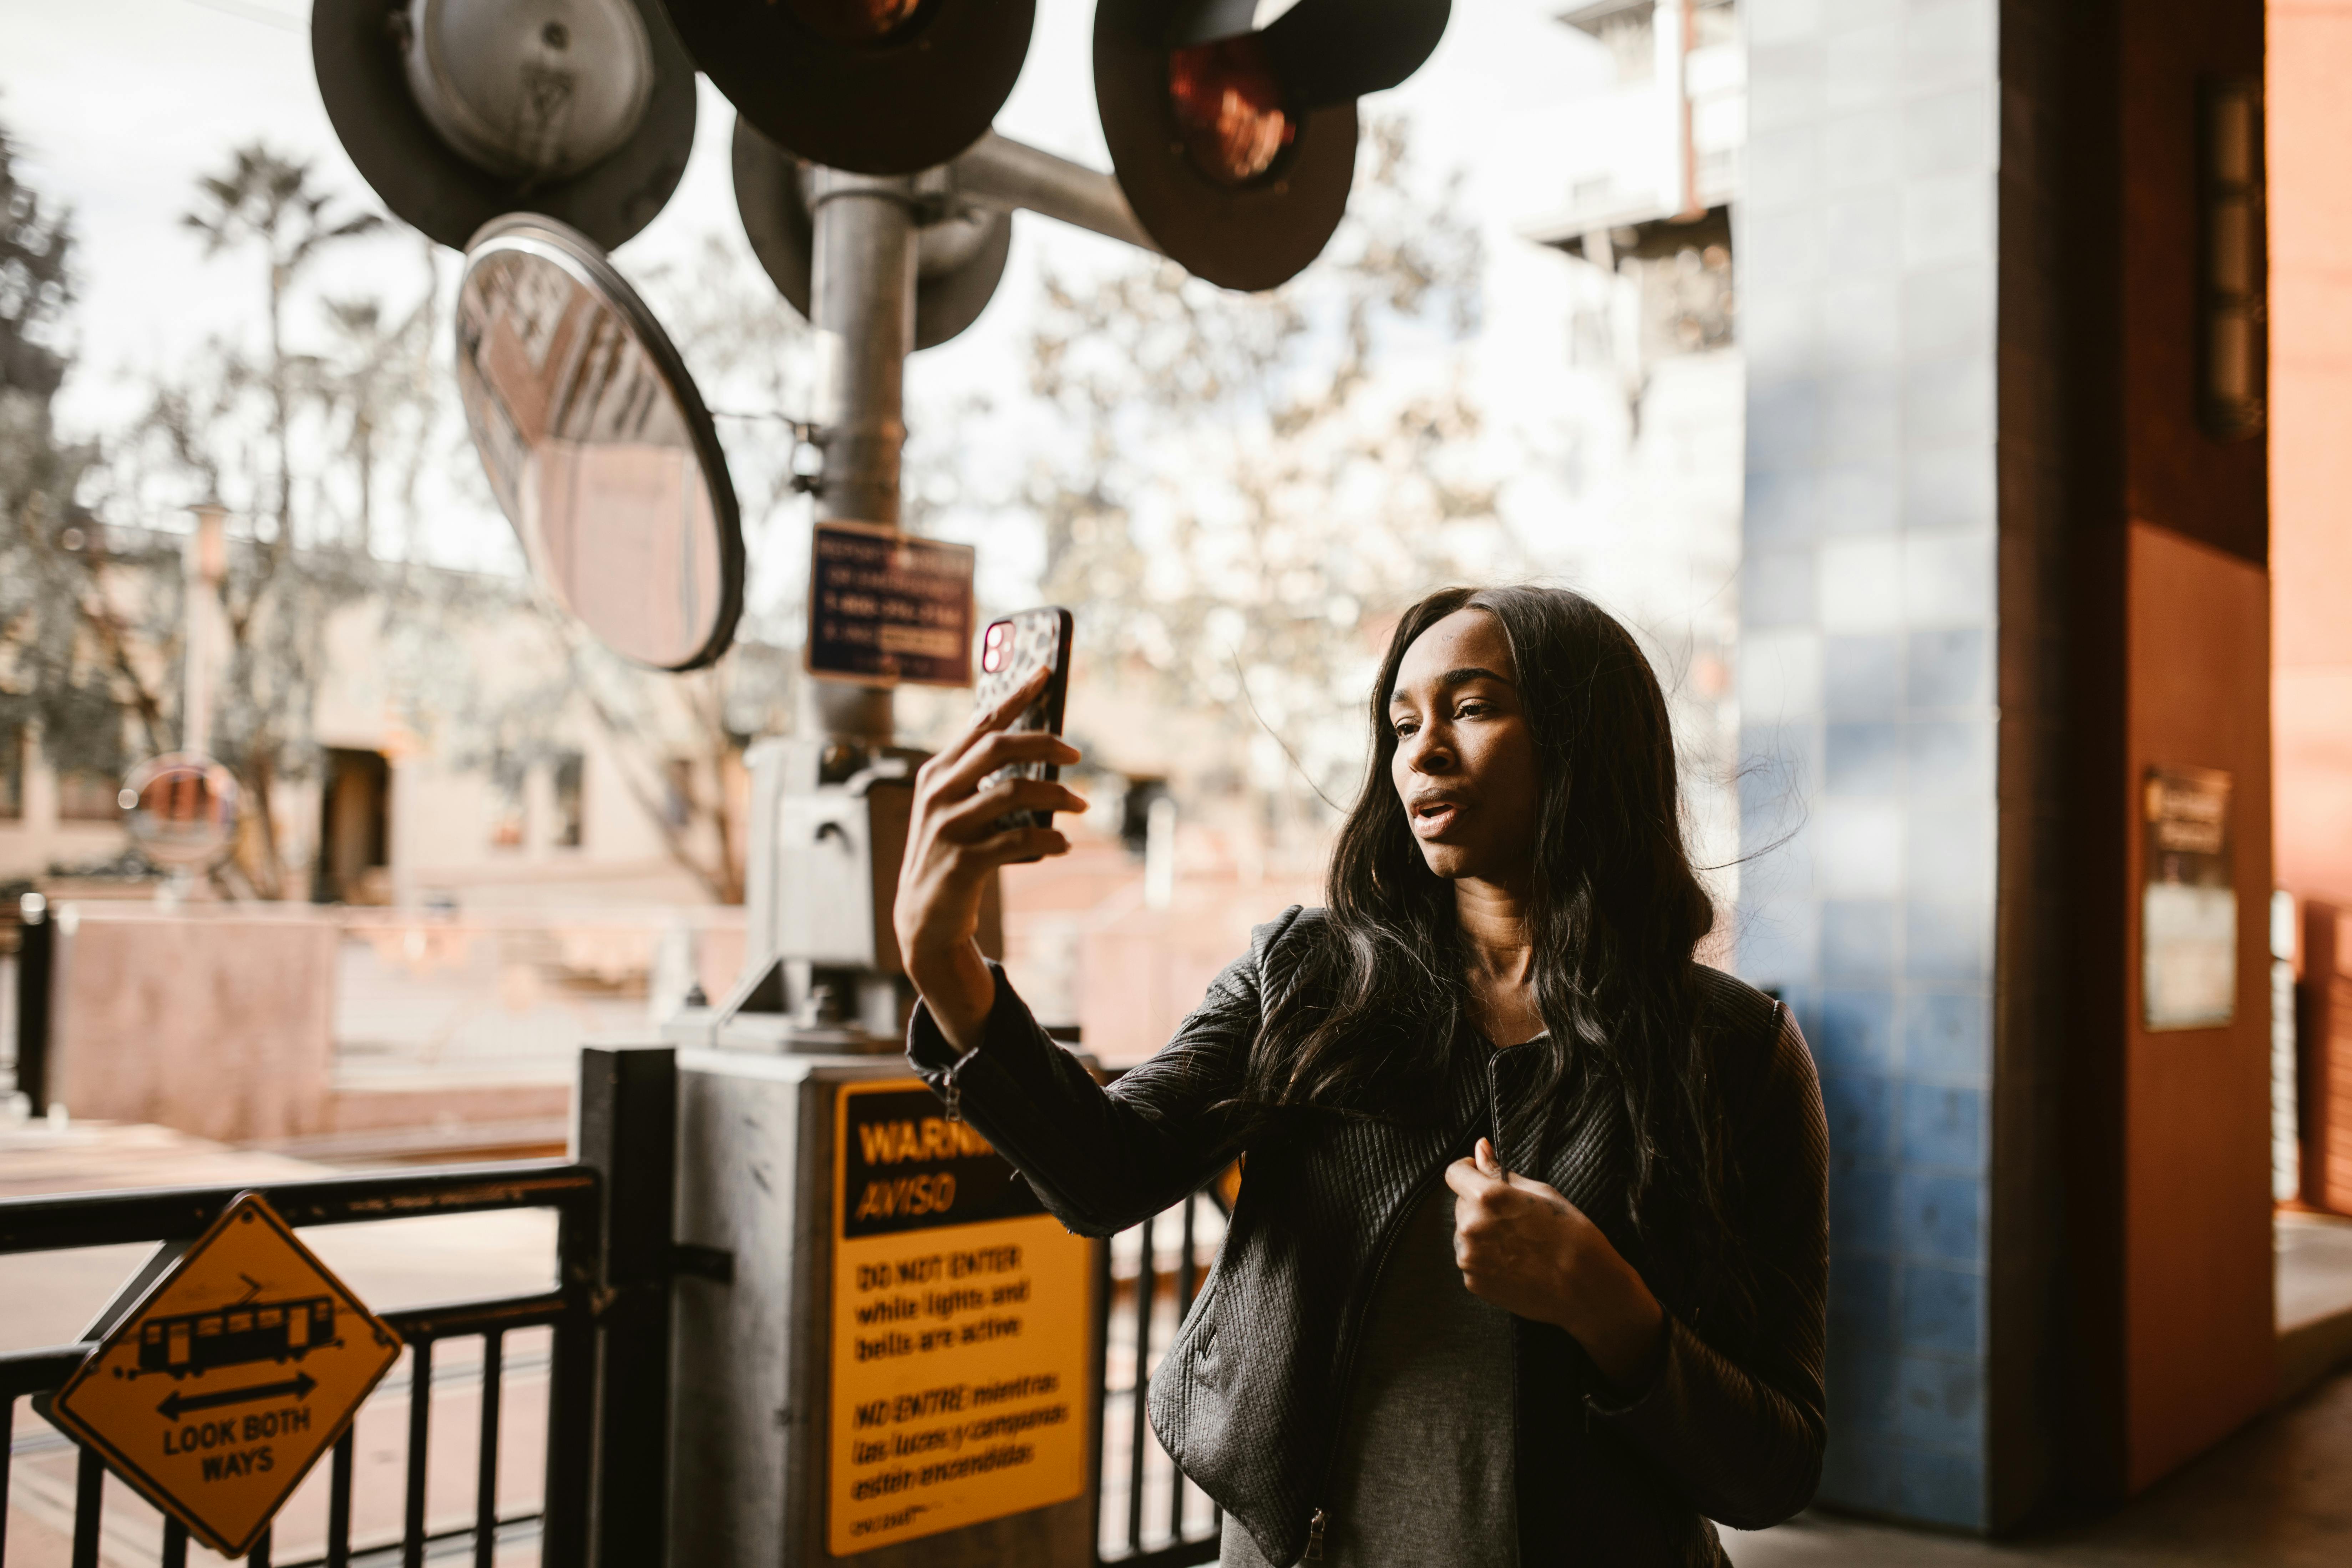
left=808, top=521, right=976, bottom=687
left=2142, top=764, right=2236, bottom=1031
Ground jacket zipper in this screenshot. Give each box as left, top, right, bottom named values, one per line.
left=1299, top=1116, right=1487, bottom=1560
left=943, top=1045, right=976, bottom=1122
left=1485, top=1049, right=1511, bottom=1175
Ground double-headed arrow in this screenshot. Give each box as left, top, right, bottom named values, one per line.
left=157, top=1370, right=315, bottom=1422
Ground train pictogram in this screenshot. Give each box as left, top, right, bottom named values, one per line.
left=133, top=1296, right=339, bottom=1379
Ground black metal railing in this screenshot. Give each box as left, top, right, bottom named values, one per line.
left=6, top=893, right=49, bottom=1116
left=0, top=1046, right=678, bottom=1568
left=0, top=1165, right=595, bottom=1568
left=1092, top=1182, right=1228, bottom=1568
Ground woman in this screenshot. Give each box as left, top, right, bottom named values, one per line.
left=895, top=586, right=1828, bottom=1567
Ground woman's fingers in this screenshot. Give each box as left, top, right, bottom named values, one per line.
left=912, top=815, right=1073, bottom=881
left=934, top=778, right=1089, bottom=843
left=958, top=823, right=1070, bottom=867
left=1449, top=1146, right=1523, bottom=1201
left=928, top=665, right=1053, bottom=775
left=932, top=728, right=1083, bottom=802
left=1444, top=1156, right=1495, bottom=1202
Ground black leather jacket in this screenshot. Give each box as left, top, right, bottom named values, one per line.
left=906, top=906, right=1828, bottom=1566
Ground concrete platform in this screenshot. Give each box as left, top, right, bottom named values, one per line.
left=1721, top=1210, right=2352, bottom=1566
left=2278, top=1211, right=2352, bottom=1401
left=1724, top=1361, right=2352, bottom=1566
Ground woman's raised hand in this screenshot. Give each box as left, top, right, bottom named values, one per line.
left=1446, top=1138, right=1667, bottom=1391
left=894, top=665, right=1088, bottom=1052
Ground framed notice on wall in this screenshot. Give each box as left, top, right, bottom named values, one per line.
left=827, top=1079, right=1091, bottom=1556
left=2142, top=765, right=2237, bottom=1031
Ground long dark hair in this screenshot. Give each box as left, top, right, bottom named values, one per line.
left=1247, top=587, right=1732, bottom=1272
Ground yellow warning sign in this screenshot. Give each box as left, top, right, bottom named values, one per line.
left=45, top=1192, right=404, bottom=1558
left=829, top=1079, right=1091, bottom=1556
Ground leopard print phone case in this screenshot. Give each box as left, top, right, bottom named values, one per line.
left=972, top=607, right=1074, bottom=831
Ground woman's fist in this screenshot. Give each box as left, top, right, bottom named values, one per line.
left=1445, top=1138, right=1666, bottom=1390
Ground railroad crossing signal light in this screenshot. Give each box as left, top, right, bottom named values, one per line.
left=733, top=119, right=1014, bottom=350
left=1095, top=0, right=1451, bottom=290
left=313, top=0, right=698, bottom=250
left=660, top=0, right=1036, bottom=176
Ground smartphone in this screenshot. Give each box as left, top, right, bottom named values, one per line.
left=972, top=607, right=1075, bottom=831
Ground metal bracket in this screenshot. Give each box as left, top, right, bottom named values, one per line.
left=949, top=131, right=1160, bottom=254
left=789, top=421, right=828, bottom=494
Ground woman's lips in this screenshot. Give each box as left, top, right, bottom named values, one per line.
left=1410, top=801, right=1463, bottom=838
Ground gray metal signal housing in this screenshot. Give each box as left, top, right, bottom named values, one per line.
left=402, top=0, right=657, bottom=181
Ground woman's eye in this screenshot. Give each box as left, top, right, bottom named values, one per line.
left=1392, top=719, right=1418, bottom=739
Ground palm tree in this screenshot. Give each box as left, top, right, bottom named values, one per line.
left=182, top=146, right=382, bottom=552
left=172, top=146, right=382, bottom=895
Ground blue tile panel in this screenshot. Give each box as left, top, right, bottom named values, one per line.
left=1735, top=0, right=1998, bottom=1532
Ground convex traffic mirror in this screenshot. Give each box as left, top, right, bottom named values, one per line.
left=120, top=754, right=241, bottom=870
left=455, top=213, right=744, bottom=670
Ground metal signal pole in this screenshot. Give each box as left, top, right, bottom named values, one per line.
left=805, top=170, right=921, bottom=748
left=795, top=148, right=1148, bottom=751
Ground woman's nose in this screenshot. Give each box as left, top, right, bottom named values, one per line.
left=1403, top=727, right=1454, bottom=773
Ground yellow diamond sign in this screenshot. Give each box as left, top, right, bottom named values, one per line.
left=45, top=1192, right=404, bottom=1558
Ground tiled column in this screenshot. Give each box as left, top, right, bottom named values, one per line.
left=1735, top=0, right=2000, bottom=1529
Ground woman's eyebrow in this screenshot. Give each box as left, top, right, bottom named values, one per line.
left=1390, top=665, right=1515, bottom=710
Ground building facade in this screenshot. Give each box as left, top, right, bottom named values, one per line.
left=0, top=532, right=734, bottom=909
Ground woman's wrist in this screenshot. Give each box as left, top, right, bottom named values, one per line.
left=1558, top=1259, right=1667, bottom=1391
left=910, top=937, right=997, bottom=1054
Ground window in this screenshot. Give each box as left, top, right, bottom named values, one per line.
left=2200, top=78, right=2265, bottom=440
left=1562, top=0, right=1656, bottom=84
left=1693, top=0, right=1738, bottom=51
left=553, top=751, right=585, bottom=849
left=314, top=749, right=391, bottom=904
left=489, top=756, right=526, bottom=850
left=0, top=726, right=21, bottom=821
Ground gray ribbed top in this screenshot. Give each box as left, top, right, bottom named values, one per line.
left=1218, top=1177, right=1520, bottom=1567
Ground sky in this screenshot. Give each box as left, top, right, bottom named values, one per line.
left=0, top=0, right=1704, bottom=614
left=2, top=2, right=1621, bottom=411
left=1, top=0, right=1749, bottom=872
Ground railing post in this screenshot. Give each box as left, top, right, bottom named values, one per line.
left=14, top=893, right=52, bottom=1116
left=574, top=1046, right=678, bottom=1568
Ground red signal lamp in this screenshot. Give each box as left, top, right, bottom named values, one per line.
left=1095, top=0, right=1450, bottom=291
left=663, top=0, right=1034, bottom=176
left=784, top=0, right=927, bottom=48
left=1167, top=35, right=1296, bottom=188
